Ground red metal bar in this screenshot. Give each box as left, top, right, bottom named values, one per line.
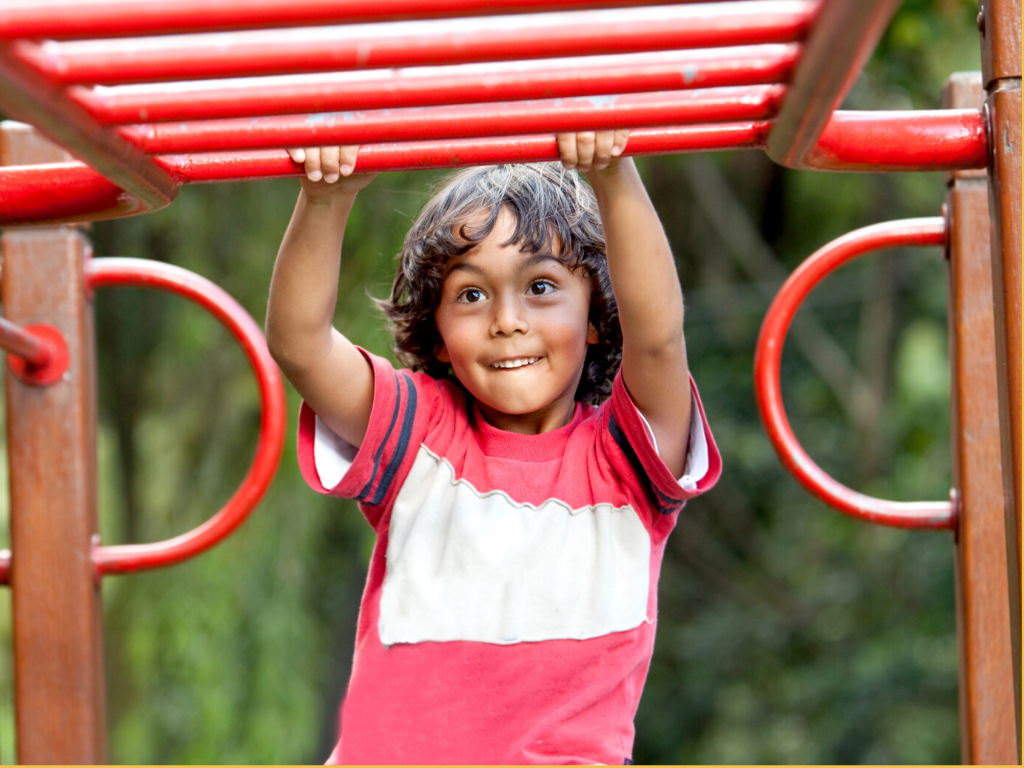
left=119, top=86, right=785, bottom=153
left=0, top=0, right=721, bottom=39
left=765, top=0, right=899, bottom=168
left=86, top=258, right=286, bottom=576
left=166, top=122, right=771, bottom=178
left=0, top=106, right=993, bottom=227
left=754, top=218, right=955, bottom=529
left=0, top=161, right=151, bottom=224
left=0, top=316, right=54, bottom=367
left=74, top=45, right=800, bottom=124
left=0, top=123, right=769, bottom=224
left=15, top=1, right=820, bottom=84
left=0, top=44, right=176, bottom=212
left=804, top=109, right=989, bottom=172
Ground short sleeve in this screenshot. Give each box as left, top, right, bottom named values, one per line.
left=605, top=370, right=721, bottom=517
left=296, top=349, right=436, bottom=525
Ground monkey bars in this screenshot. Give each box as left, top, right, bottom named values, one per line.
left=0, top=0, right=991, bottom=226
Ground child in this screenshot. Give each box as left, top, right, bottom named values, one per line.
left=267, top=133, right=721, bottom=764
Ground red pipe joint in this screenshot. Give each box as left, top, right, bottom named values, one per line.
left=3, top=321, right=70, bottom=386
left=754, top=217, right=956, bottom=530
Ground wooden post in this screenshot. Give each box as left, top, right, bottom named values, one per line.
left=1, top=122, right=107, bottom=763
left=978, top=1, right=1022, bottom=753
left=943, top=73, right=1017, bottom=766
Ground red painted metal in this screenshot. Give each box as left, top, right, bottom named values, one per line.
left=15, top=1, right=819, bottom=85
left=0, top=107, right=993, bottom=226
left=0, top=161, right=152, bottom=224
left=74, top=45, right=800, bottom=125
left=766, top=0, right=899, bottom=168
left=167, top=123, right=772, bottom=178
left=119, top=86, right=785, bottom=153
left=0, top=317, right=55, bottom=367
left=754, top=218, right=956, bottom=529
left=5, top=323, right=69, bottom=386
left=85, top=258, right=286, bottom=576
left=0, top=0, right=729, bottom=39
left=806, top=109, right=989, bottom=172
left=0, top=123, right=772, bottom=224
left=0, top=44, right=177, bottom=211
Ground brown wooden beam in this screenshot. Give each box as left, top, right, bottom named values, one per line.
left=978, top=2, right=1022, bottom=754
left=944, top=71, right=1018, bottom=767
left=2, top=123, right=107, bottom=764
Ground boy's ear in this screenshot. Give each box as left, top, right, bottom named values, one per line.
left=435, top=342, right=451, bottom=363
left=586, top=321, right=599, bottom=346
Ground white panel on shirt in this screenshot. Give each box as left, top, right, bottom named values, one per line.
left=311, top=391, right=710, bottom=645
left=378, top=446, right=651, bottom=646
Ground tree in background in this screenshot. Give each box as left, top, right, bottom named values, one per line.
left=0, top=0, right=983, bottom=762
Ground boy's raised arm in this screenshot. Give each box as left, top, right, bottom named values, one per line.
left=558, top=132, right=693, bottom=478
left=266, top=146, right=377, bottom=449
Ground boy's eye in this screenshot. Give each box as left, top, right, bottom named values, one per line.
left=459, top=288, right=484, bottom=303
left=529, top=280, right=555, bottom=296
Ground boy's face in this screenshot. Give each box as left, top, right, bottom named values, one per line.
left=434, top=208, right=597, bottom=434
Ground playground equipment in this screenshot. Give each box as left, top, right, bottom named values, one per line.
left=0, top=0, right=1018, bottom=763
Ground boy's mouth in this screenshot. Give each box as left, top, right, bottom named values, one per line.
left=490, top=356, right=541, bottom=369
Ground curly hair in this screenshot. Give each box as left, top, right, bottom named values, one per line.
left=377, top=162, right=622, bottom=405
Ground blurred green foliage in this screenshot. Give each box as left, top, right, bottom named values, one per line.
left=0, top=0, right=988, bottom=763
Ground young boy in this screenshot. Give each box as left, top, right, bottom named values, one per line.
left=267, top=133, right=721, bottom=764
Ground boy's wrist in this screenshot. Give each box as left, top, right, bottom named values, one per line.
left=301, top=184, right=362, bottom=207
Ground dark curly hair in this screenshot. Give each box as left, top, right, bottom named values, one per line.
left=377, top=163, right=622, bottom=405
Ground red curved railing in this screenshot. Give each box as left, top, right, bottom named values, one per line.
left=754, top=218, right=955, bottom=530
left=86, top=257, right=286, bottom=575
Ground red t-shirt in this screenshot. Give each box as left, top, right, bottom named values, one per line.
left=298, top=350, right=721, bottom=764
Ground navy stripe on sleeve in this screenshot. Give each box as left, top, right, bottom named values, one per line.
left=368, top=372, right=418, bottom=507
left=609, top=413, right=684, bottom=515
left=357, top=370, right=403, bottom=503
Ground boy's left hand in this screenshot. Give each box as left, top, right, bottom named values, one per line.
left=556, top=130, right=630, bottom=174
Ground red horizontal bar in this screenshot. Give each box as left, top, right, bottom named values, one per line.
left=161, top=123, right=771, bottom=180
left=75, top=45, right=800, bottom=124
left=0, top=161, right=155, bottom=224
left=0, top=123, right=769, bottom=223
left=804, top=109, right=988, bottom=172
left=0, top=110, right=988, bottom=226
left=754, top=217, right=954, bottom=529
left=0, top=316, right=53, bottom=366
left=0, top=0, right=712, bottom=39
left=119, top=86, right=784, bottom=153
left=17, top=1, right=819, bottom=84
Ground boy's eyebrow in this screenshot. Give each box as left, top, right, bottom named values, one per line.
left=447, top=251, right=563, bottom=276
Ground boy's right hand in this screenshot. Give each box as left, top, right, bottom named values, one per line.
left=287, top=146, right=377, bottom=197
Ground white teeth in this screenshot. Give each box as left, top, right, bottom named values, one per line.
left=491, top=357, right=539, bottom=369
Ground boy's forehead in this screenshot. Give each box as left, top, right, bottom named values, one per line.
left=451, top=206, right=562, bottom=255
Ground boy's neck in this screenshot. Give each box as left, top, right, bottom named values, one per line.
left=473, top=398, right=578, bottom=435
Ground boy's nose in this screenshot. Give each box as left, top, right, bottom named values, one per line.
left=490, top=295, right=528, bottom=336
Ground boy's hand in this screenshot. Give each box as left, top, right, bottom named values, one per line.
left=556, top=130, right=630, bottom=174
left=287, top=146, right=377, bottom=197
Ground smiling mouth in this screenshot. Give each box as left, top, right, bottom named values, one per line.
left=490, top=357, right=541, bottom=369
